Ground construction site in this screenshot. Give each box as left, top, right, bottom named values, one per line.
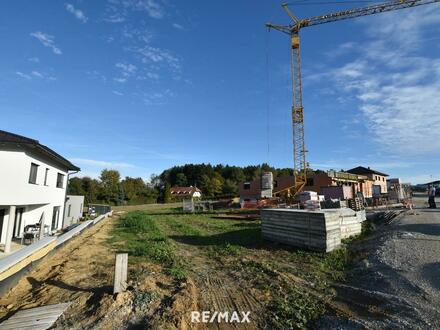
left=0, top=0, right=439, bottom=329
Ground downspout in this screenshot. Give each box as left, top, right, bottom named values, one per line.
left=61, top=170, right=79, bottom=229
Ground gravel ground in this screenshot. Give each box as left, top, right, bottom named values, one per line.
left=330, top=196, right=440, bottom=329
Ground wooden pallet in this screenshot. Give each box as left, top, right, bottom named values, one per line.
left=0, top=302, right=71, bottom=330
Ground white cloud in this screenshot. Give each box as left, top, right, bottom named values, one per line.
left=145, top=72, right=159, bottom=80
left=113, top=62, right=138, bottom=83
left=172, top=23, right=184, bottom=30
left=325, top=41, right=357, bottom=58
left=138, top=0, right=164, bottom=19
left=28, top=57, right=40, bottom=63
left=71, top=158, right=135, bottom=168
left=104, top=0, right=164, bottom=23
left=31, top=71, right=44, bottom=78
left=16, top=71, right=32, bottom=80
left=87, top=70, right=107, bottom=82
left=132, top=45, right=180, bottom=71
left=115, top=62, right=137, bottom=76
left=113, top=77, right=127, bottom=83
left=143, top=89, right=173, bottom=105
left=401, top=173, right=440, bottom=185
left=30, top=31, right=62, bottom=55
left=112, top=90, right=124, bottom=96
left=65, top=3, right=88, bottom=23
left=16, top=70, right=56, bottom=81
left=322, top=6, right=440, bottom=156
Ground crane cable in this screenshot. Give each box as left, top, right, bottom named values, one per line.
left=265, top=27, right=271, bottom=166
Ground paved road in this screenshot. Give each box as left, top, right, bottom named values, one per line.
left=326, top=196, right=440, bottom=329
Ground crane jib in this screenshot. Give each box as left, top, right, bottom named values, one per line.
left=297, top=0, right=440, bottom=31
left=267, top=0, right=439, bottom=200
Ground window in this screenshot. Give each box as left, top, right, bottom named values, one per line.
left=29, top=163, right=39, bottom=184
left=244, top=182, right=251, bottom=190
left=44, top=168, right=49, bottom=186
left=67, top=204, right=71, bottom=217
left=274, top=180, right=278, bottom=188
left=306, top=178, right=314, bottom=186
left=56, top=173, right=65, bottom=188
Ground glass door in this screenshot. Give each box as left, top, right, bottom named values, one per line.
left=0, top=209, right=5, bottom=242
left=51, top=206, right=60, bottom=230
left=13, top=207, right=25, bottom=238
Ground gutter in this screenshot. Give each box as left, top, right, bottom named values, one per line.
left=61, top=170, right=79, bottom=229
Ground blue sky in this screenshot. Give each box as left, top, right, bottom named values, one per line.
left=1, top=0, right=439, bottom=184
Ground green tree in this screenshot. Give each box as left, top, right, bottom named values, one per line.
left=82, top=177, right=99, bottom=204
left=222, top=179, right=238, bottom=196
left=99, top=169, right=121, bottom=205
left=175, top=173, right=188, bottom=186
left=163, top=183, right=172, bottom=203
left=67, top=177, right=85, bottom=196
left=211, top=172, right=224, bottom=197
left=199, top=174, right=212, bottom=197
left=121, top=177, right=146, bottom=203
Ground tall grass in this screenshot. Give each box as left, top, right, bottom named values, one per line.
left=112, top=211, right=187, bottom=280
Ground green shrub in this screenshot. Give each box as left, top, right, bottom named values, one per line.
left=268, top=285, right=324, bottom=330
left=121, top=211, right=154, bottom=232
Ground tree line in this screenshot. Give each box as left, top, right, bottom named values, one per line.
left=68, top=163, right=295, bottom=205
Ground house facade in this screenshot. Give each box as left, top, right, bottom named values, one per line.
left=63, top=195, right=85, bottom=228
left=0, top=130, right=80, bottom=253
left=238, top=170, right=375, bottom=202
left=347, top=166, right=388, bottom=195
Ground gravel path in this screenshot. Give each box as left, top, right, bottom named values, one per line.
left=330, top=197, right=440, bottom=329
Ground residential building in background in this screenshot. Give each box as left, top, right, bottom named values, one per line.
left=347, top=166, right=389, bottom=195
left=238, top=167, right=391, bottom=202
left=63, top=195, right=85, bottom=228
left=170, top=186, right=202, bottom=200
left=0, top=130, right=80, bottom=253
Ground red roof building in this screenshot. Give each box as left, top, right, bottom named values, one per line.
left=170, top=186, right=202, bottom=199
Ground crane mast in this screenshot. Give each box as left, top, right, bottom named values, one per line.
left=267, top=0, right=440, bottom=200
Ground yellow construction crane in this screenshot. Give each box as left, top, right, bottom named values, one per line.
left=267, top=0, right=440, bottom=199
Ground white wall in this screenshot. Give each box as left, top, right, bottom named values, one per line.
left=0, top=146, right=69, bottom=237
left=63, top=195, right=84, bottom=228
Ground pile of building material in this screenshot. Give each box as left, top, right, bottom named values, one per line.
left=261, top=208, right=366, bottom=252
left=321, top=199, right=347, bottom=209
left=323, top=208, right=365, bottom=239
left=299, top=191, right=324, bottom=210
left=347, top=197, right=364, bottom=211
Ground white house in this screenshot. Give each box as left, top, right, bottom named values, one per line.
left=0, top=130, right=80, bottom=253
left=63, top=195, right=85, bottom=228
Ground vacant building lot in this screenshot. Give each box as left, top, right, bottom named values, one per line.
left=2, top=202, right=438, bottom=329
left=107, top=206, right=355, bottom=329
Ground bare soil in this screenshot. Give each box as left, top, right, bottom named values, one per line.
left=6, top=201, right=435, bottom=329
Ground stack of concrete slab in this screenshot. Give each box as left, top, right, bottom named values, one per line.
left=323, top=208, right=365, bottom=239
left=261, top=208, right=366, bottom=252
left=261, top=209, right=341, bottom=252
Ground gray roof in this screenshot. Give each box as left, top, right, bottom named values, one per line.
left=0, top=130, right=80, bottom=171
left=347, top=166, right=388, bottom=177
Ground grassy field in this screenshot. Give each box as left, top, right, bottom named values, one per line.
left=109, top=205, right=354, bottom=329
